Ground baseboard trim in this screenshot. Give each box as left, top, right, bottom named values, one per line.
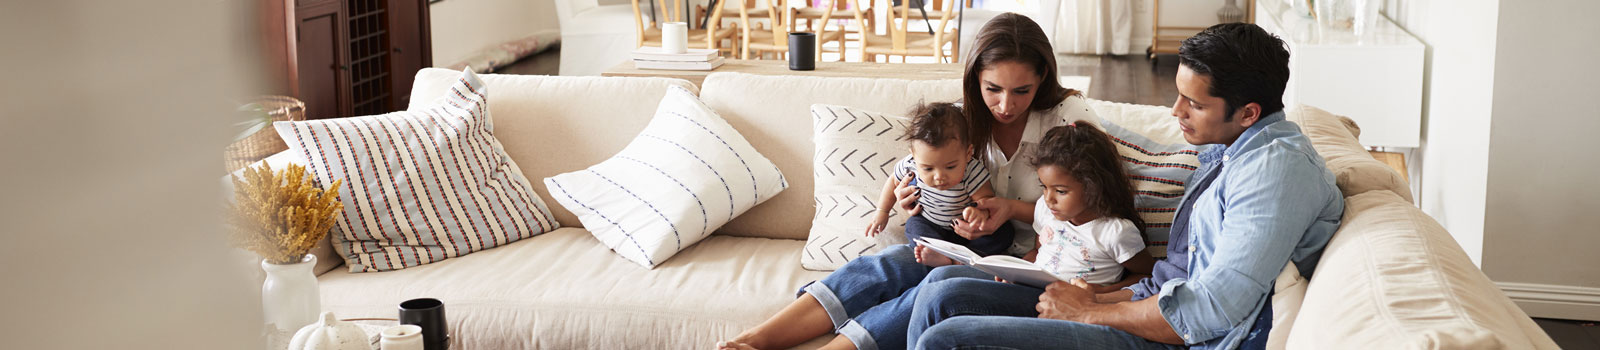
left=1498, top=282, right=1600, bottom=321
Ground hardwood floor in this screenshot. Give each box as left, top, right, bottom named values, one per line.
left=492, top=45, right=561, bottom=76
left=495, top=48, right=1182, bottom=107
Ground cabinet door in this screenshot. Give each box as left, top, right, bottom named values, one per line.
left=386, top=0, right=431, bottom=110
left=296, top=1, right=348, bottom=119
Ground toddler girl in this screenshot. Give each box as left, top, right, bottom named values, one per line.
left=1029, top=123, right=1155, bottom=285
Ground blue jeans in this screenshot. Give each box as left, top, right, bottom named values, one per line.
left=909, top=268, right=1184, bottom=350
left=803, top=245, right=993, bottom=350
left=903, top=215, right=1016, bottom=257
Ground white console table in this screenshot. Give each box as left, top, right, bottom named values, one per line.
left=1255, top=0, right=1424, bottom=148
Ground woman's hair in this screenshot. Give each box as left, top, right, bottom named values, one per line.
left=1030, top=123, right=1147, bottom=236
left=962, top=12, right=1081, bottom=150
left=903, top=102, right=970, bottom=148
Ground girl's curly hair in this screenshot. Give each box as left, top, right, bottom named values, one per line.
left=1030, top=123, right=1147, bottom=237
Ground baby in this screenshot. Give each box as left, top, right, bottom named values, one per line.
left=866, top=102, right=1015, bottom=258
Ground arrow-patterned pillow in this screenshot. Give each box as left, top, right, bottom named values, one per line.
left=803, top=104, right=913, bottom=271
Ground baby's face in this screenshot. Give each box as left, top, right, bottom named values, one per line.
left=908, top=139, right=971, bottom=190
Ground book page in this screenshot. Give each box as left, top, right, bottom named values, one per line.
left=973, top=256, right=1067, bottom=289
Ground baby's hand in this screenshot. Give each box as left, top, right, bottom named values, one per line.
left=962, top=205, right=988, bottom=223
left=914, top=244, right=956, bottom=267
left=863, top=210, right=891, bottom=237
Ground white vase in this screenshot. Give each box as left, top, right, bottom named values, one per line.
left=262, top=254, right=321, bottom=331
left=1217, top=0, right=1245, bottom=23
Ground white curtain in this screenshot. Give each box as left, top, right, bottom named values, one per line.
left=1055, top=0, right=1133, bottom=55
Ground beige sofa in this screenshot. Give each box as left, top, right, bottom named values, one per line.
left=272, top=68, right=1556, bottom=349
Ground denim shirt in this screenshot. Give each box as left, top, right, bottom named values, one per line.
left=1146, top=112, right=1344, bottom=349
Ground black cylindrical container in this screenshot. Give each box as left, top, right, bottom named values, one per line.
left=788, top=32, right=817, bottom=71
left=399, top=298, right=449, bottom=350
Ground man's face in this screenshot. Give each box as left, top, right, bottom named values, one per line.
left=1172, top=64, right=1256, bottom=146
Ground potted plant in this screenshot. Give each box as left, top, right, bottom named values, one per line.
left=227, top=162, right=343, bottom=331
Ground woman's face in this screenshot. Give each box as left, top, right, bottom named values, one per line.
left=979, top=60, right=1042, bottom=125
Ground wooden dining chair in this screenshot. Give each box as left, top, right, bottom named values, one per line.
left=632, top=0, right=739, bottom=55
left=849, top=0, right=959, bottom=63
left=790, top=1, right=867, bottom=62
left=736, top=0, right=844, bottom=61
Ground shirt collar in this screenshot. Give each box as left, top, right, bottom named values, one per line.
left=1198, top=111, right=1286, bottom=164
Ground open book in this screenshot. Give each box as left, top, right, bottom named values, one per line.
left=915, top=237, right=1069, bottom=289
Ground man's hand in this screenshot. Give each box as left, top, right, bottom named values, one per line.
left=1036, top=278, right=1100, bottom=323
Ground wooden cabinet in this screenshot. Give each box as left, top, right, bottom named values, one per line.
left=289, top=0, right=431, bottom=119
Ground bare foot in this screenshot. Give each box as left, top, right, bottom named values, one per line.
left=915, top=244, right=956, bottom=267
left=715, top=340, right=760, bottom=350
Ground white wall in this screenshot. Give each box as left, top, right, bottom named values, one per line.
left=1386, top=0, right=1600, bottom=320
left=1481, top=0, right=1600, bottom=321
left=429, top=0, right=558, bottom=66
left=1385, top=0, right=1498, bottom=266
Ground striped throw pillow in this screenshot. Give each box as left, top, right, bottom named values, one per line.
left=274, top=69, right=560, bottom=272
left=1090, top=100, right=1202, bottom=258
left=543, top=86, right=788, bottom=269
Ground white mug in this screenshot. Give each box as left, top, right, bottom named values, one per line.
left=380, top=324, right=425, bottom=350
left=662, top=22, right=689, bottom=54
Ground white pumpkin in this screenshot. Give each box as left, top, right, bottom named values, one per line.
left=288, top=311, right=371, bottom=350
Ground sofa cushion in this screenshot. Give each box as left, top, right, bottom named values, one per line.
left=802, top=104, right=914, bottom=270
left=543, top=86, right=788, bottom=268
left=407, top=68, right=699, bottom=231
left=1266, top=261, right=1308, bottom=350
left=276, top=69, right=560, bottom=272
left=1287, top=190, right=1558, bottom=348
left=1285, top=104, right=1414, bottom=202
left=316, top=227, right=831, bottom=349
left=1085, top=100, right=1202, bottom=257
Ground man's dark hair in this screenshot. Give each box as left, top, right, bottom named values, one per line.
left=1177, top=23, right=1290, bottom=119
left=904, top=102, right=970, bottom=148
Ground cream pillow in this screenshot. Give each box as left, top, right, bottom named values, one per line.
left=802, top=104, right=913, bottom=271
left=1285, top=104, right=1414, bottom=202
left=544, top=86, right=788, bottom=268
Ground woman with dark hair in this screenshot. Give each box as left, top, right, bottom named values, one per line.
left=717, top=13, right=1104, bottom=350
left=931, top=12, right=1104, bottom=258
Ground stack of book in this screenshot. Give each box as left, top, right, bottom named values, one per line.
left=631, top=47, right=725, bottom=71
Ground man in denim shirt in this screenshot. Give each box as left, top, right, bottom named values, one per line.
left=908, top=23, right=1344, bottom=350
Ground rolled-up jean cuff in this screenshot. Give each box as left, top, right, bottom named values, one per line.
left=837, top=320, right=880, bottom=350
left=802, top=281, right=851, bottom=330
